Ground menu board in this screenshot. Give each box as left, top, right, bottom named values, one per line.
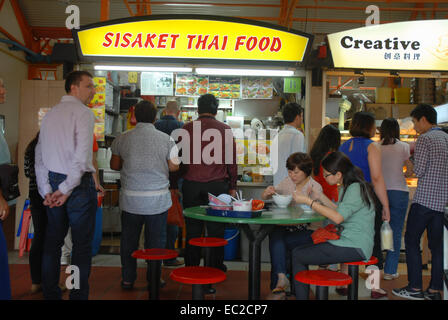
left=141, top=72, right=174, bottom=96
left=241, top=77, right=274, bottom=99
left=209, top=76, right=241, bottom=99
left=175, top=74, right=209, bottom=97
left=88, top=77, right=106, bottom=142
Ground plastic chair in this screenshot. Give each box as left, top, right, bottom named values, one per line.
left=132, top=248, right=178, bottom=300
left=170, top=266, right=226, bottom=300
left=344, top=256, right=379, bottom=300
left=295, top=270, right=352, bottom=300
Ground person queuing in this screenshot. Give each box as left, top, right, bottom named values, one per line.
left=0, top=77, right=12, bottom=300
left=273, top=102, right=305, bottom=186
left=110, top=100, right=179, bottom=290
left=291, top=151, right=376, bottom=300
left=393, top=104, right=448, bottom=300
left=155, top=100, right=185, bottom=267
left=378, top=118, right=413, bottom=281
left=181, top=94, right=237, bottom=274
left=339, top=111, right=389, bottom=299
left=35, top=71, right=98, bottom=300
left=261, top=152, right=326, bottom=299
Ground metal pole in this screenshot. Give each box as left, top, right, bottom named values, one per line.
left=348, top=265, right=359, bottom=300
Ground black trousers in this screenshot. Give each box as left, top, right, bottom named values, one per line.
left=182, top=179, right=229, bottom=270
left=292, top=242, right=365, bottom=300
left=28, top=189, right=47, bottom=285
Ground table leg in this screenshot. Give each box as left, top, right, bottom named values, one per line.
left=149, top=260, right=161, bottom=300
left=241, top=224, right=274, bottom=300
left=347, top=265, right=359, bottom=300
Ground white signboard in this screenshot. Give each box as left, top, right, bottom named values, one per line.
left=141, top=72, right=174, bottom=96
left=327, top=20, right=448, bottom=71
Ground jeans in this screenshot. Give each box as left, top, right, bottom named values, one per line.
left=120, top=210, right=167, bottom=284
left=404, top=203, right=444, bottom=290
left=29, top=189, right=47, bottom=285
left=182, top=180, right=229, bottom=270
left=164, top=224, right=179, bottom=263
left=0, top=221, right=11, bottom=300
left=269, top=227, right=313, bottom=290
left=292, top=242, right=365, bottom=300
left=384, top=190, right=409, bottom=275
left=42, top=172, right=97, bottom=300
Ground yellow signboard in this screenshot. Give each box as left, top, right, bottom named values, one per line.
left=328, top=20, right=448, bottom=71
left=74, top=16, right=312, bottom=64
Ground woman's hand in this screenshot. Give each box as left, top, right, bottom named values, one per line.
left=293, top=192, right=312, bottom=206
left=382, top=206, right=391, bottom=222
left=262, top=186, right=276, bottom=199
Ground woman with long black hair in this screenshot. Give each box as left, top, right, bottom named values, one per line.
left=291, top=151, right=376, bottom=300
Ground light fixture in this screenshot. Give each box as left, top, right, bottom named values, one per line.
left=94, top=65, right=193, bottom=72
left=195, top=68, right=295, bottom=77
left=164, top=3, right=213, bottom=7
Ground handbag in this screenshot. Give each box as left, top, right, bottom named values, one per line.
left=311, top=224, right=344, bottom=244
left=0, top=163, right=20, bottom=201
left=167, top=189, right=185, bottom=227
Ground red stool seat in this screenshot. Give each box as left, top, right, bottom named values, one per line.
left=170, top=266, right=226, bottom=285
left=295, top=270, right=352, bottom=287
left=344, top=256, right=378, bottom=266
left=189, top=237, right=228, bottom=247
left=132, top=248, right=178, bottom=261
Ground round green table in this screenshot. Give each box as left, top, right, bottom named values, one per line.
left=183, top=205, right=325, bottom=300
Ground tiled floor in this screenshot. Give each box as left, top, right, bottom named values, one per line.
left=8, top=250, right=437, bottom=300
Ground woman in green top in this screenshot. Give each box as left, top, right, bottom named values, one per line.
left=292, top=151, right=376, bottom=300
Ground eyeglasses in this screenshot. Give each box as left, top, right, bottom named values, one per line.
left=323, top=172, right=333, bottom=178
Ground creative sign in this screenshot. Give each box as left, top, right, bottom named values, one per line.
left=327, top=20, right=448, bottom=71
left=73, top=15, right=313, bottom=65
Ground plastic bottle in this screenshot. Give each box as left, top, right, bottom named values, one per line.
left=380, top=221, right=394, bottom=251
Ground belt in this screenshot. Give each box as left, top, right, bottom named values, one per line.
left=121, top=188, right=169, bottom=197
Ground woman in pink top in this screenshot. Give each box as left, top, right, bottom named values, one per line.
left=262, top=152, right=327, bottom=298
left=379, top=118, right=413, bottom=280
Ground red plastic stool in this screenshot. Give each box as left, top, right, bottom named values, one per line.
left=170, top=266, right=226, bottom=300
left=132, top=248, right=178, bottom=300
left=344, top=256, right=378, bottom=300
left=295, top=270, right=352, bottom=300
left=189, top=237, right=228, bottom=294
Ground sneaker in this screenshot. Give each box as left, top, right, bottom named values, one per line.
left=423, top=289, right=441, bottom=300
left=383, top=273, right=399, bottom=280
left=392, top=286, right=424, bottom=300
left=163, top=259, right=184, bottom=267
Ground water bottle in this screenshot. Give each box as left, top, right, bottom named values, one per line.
left=381, top=221, right=394, bottom=251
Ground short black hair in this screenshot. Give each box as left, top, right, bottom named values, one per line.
left=135, top=100, right=157, bottom=123
left=349, top=111, right=376, bottom=138
left=64, top=71, right=93, bottom=94
left=282, top=102, right=303, bottom=123
left=286, top=152, right=313, bottom=176
left=410, top=104, right=437, bottom=125
left=198, top=94, right=219, bottom=115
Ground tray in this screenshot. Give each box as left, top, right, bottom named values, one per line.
left=206, top=208, right=263, bottom=219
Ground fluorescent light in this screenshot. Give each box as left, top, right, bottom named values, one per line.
left=195, top=68, right=295, bottom=77
left=164, top=3, right=212, bottom=6
left=94, top=65, right=192, bottom=72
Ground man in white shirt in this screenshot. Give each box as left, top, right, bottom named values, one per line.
left=35, top=71, right=97, bottom=300
left=273, top=102, right=305, bottom=185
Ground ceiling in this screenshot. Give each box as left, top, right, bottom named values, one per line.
left=16, top=0, right=448, bottom=41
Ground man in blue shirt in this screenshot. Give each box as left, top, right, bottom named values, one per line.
left=155, top=101, right=184, bottom=267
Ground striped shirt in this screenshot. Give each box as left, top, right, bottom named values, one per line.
left=412, top=128, right=448, bottom=213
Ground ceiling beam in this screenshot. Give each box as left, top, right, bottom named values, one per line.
left=101, top=0, right=110, bottom=22
left=9, top=0, right=37, bottom=51
left=31, top=27, right=73, bottom=39
left=285, top=0, right=299, bottom=28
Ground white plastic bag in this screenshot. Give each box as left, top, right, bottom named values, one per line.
left=380, top=221, right=394, bottom=251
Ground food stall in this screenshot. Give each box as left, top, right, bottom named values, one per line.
left=72, top=14, right=314, bottom=249
left=325, top=20, right=448, bottom=254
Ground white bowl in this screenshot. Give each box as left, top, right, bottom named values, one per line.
left=217, top=194, right=232, bottom=205
left=272, top=194, right=292, bottom=208
left=232, top=200, right=252, bottom=211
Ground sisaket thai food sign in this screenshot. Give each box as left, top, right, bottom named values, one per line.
left=327, top=20, right=448, bottom=71
left=73, top=15, right=314, bottom=66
